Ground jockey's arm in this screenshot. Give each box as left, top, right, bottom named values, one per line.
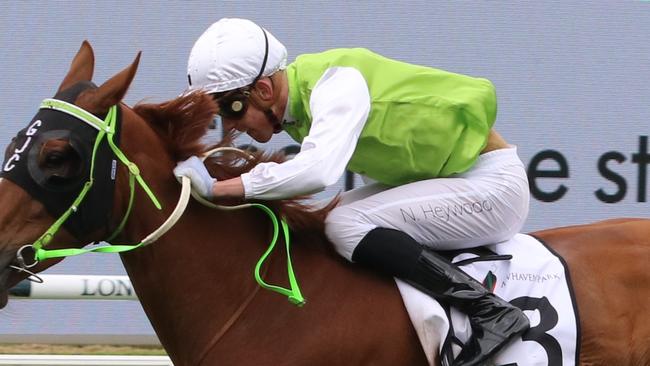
left=215, top=67, right=370, bottom=200
left=212, top=177, right=245, bottom=199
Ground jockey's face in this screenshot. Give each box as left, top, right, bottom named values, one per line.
left=222, top=106, right=274, bottom=143
left=220, top=74, right=287, bottom=144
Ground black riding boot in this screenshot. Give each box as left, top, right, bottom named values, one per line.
left=352, top=228, right=529, bottom=366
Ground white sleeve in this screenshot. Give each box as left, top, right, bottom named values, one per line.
left=240, top=66, right=370, bottom=200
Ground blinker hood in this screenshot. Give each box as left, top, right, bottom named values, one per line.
left=0, top=82, right=121, bottom=240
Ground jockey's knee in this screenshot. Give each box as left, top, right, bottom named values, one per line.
left=325, top=205, right=376, bottom=262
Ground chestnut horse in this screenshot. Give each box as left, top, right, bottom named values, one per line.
left=0, top=42, right=648, bottom=366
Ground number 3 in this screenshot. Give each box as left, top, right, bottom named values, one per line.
left=506, top=296, right=563, bottom=366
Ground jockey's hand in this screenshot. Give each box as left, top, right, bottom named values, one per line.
left=173, top=156, right=216, bottom=199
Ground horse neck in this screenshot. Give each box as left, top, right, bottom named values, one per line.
left=121, top=204, right=271, bottom=363
left=112, top=111, right=272, bottom=362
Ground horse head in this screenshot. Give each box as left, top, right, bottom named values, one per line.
left=0, top=41, right=170, bottom=308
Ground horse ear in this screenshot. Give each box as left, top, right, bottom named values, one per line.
left=57, top=40, right=95, bottom=93
left=78, top=52, right=141, bottom=114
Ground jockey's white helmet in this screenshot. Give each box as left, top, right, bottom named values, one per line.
left=187, top=18, right=288, bottom=94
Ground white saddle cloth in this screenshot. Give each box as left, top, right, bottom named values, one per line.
left=396, top=233, right=579, bottom=366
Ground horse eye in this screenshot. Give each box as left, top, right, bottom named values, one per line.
left=43, top=151, right=67, bottom=168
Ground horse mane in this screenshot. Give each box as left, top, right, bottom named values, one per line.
left=132, top=91, right=337, bottom=235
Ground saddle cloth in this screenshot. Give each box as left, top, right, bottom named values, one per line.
left=396, top=233, right=579, bottom=366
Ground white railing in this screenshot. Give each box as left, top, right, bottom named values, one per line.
left=0, top=355, right=172, bottom=365
left=10, top=275, right=137, bottom=300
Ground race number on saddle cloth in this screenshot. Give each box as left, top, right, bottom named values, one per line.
left=399, top=234, right=579, bottom=366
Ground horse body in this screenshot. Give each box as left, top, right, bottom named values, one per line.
left=0, top=41, right=648, bottom=366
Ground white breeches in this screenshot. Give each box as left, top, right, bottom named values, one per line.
left=324, top=147, right=530, bottom=261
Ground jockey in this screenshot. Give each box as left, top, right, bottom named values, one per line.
left=176, top=18, right=530, bottom=366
